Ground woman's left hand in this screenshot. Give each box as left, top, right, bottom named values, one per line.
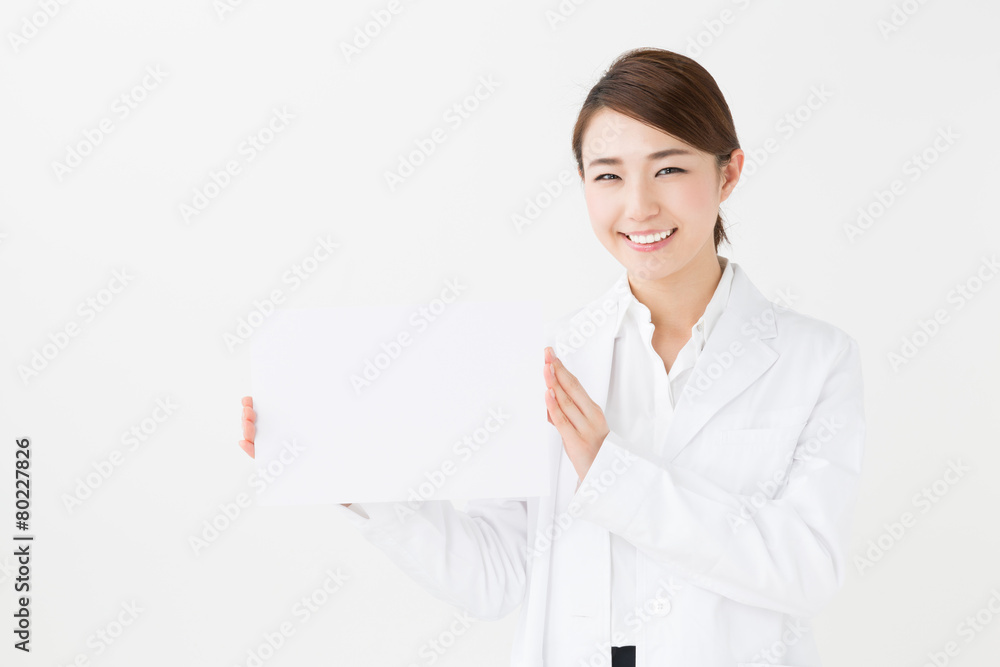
left=543, top=346, right=610, bottom=482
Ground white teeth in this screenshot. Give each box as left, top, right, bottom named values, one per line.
left=626, top=229, right=674, bottom=244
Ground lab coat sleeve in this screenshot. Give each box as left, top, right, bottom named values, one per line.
left=333, top=497, right=528, bottom=622
left=571, top=338, right=865, bottom=618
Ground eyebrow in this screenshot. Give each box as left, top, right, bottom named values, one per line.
left=586, top=148, right=694, bottom=170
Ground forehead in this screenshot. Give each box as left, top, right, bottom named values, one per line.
left=581, top=107, right=697, bottom=160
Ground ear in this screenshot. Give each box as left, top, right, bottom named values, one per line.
left=719, top=149, right=745, bottom=200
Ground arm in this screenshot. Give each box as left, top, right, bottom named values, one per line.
left=335, top=497, right=529, bottom=621
left=571, top=338, right=866, bottom=617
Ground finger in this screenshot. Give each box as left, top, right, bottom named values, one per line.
left=243, top=406, right=255, bottom=422
left=543, top=360, right=557, bottom=390
left=241, top=396, right=253, bottom=408
left=542, top=359, right=559, bottom=425
left=551, top=356, right=601, bottom=423
left=546, top=384, right=583, bottom=440
left=239, top=439, right=255, bottom=458
left=549, top=369, right=586, bottom=431
left=545, top=359, right=585, bottom=426
left=243, top=419, right=255, bottom=443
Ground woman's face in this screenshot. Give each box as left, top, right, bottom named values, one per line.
left=579, top=107, right=743, bottom=282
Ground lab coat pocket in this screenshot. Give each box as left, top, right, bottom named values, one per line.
left=699, top=426, right=801, bottom=496
left=720, top=427, right=793, bottom=445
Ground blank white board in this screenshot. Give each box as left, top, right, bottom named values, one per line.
left=250, top=300, right=552, bottom=506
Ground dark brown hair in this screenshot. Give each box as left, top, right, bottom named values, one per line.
left=572, top=47, right=740, bottom=251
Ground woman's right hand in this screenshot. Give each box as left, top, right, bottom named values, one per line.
left=240, top=396, right=353, bottom=509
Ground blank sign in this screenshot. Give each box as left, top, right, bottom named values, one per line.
left=250, top=299, right=552, bottom=506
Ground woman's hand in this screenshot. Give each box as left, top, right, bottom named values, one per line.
left=239, top=396, right=353, bottom=509
left=543, top=347, right=609, bottom=482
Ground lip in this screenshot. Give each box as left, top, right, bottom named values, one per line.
left=620, top=228, right=677, bottom=252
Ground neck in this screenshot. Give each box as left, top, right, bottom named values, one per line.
left=627, top=248, right=723, bottom=337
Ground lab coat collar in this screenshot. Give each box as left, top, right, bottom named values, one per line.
left=612, top=255, right=735, bottom=348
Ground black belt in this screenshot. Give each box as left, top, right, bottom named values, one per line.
left=612, top=645, right=636, bottom=667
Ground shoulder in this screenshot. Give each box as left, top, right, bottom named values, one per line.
left=728, top=261, right=859, bottom=361
left=730, top=264, right=865, bottom=400
left=772, top=304, right=857, bottom=355
left=762, top=302, right=863, bottom=389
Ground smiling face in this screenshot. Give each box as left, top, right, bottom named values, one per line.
left=579, top=107, right=742, bottom=283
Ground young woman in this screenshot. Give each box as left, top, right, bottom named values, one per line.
left=239, top=47, right=865, bottom=667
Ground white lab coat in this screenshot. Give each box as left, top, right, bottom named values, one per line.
left=338, top=259, right=866, bottom=667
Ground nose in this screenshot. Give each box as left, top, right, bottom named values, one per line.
left=624, top=178, right=659, bottom=223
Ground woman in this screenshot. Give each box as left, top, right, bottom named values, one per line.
left=239, top=47, right=865, bottom=667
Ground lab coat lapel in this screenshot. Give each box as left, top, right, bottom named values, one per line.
left=660, top=261, right=779, bottom=462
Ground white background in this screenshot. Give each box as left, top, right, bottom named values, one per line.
left=1, top=0, right=998, bottom=665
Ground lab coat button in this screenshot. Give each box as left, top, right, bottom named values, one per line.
left=651, top=598, right=671, bottom=616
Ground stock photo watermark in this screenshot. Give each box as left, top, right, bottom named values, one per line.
left=51, top=65, right=168, bottom=182
left=7, top=0, right=74, bottom=53
left=524, top=446, right=639, bottom=562
left=915, top=587, right=1000, bottom=667
left=739, top=84, right=833, bottom=186
left=214, top=0, right=251, bottom=21
left=13, top=437, right=33, bottom=652
left=61, top=397, right=179, bottom=513
left=350, top=278, right=467, bottom=395
left=224, top=235, right=341, bottom=352
left=843, top=126, right=958, bottom=243
left=577, top=575, right=684, bottom=666
left=405, top=610, right=479, bottom=667
left=17, top=268, right=135, bottom=386
left=726, top=414, right=845, bottom=531
left=683, top=0, right=755, bottom=58
left=512, top=112, right=626, bottom=234
left=189, top=438, right=306, bottom=556
left=384, top=76, right=501, bottom=192
left=233, top=567, right=350, bottom=667
left=339, top=0, right=419, bottom=62
left=179, top=106, right=295, bottom=224
left=748, top=617, right=811, bottom=665
left=877, top=0, right=932, bottom=39
left=886, top=254, right=997, bottom=372
left=510, top=169, right=577, bottom=235
left=57, top=600, right=143, bottom=665
left=553, top=282, right=630, bottom=358
left=544, top=0, right=593, bottom=30
left=681, top=297, right=797, bottom=402
left=391, top=407, right=511, bottom=522
left=854, top=459, right=970, bottom=575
